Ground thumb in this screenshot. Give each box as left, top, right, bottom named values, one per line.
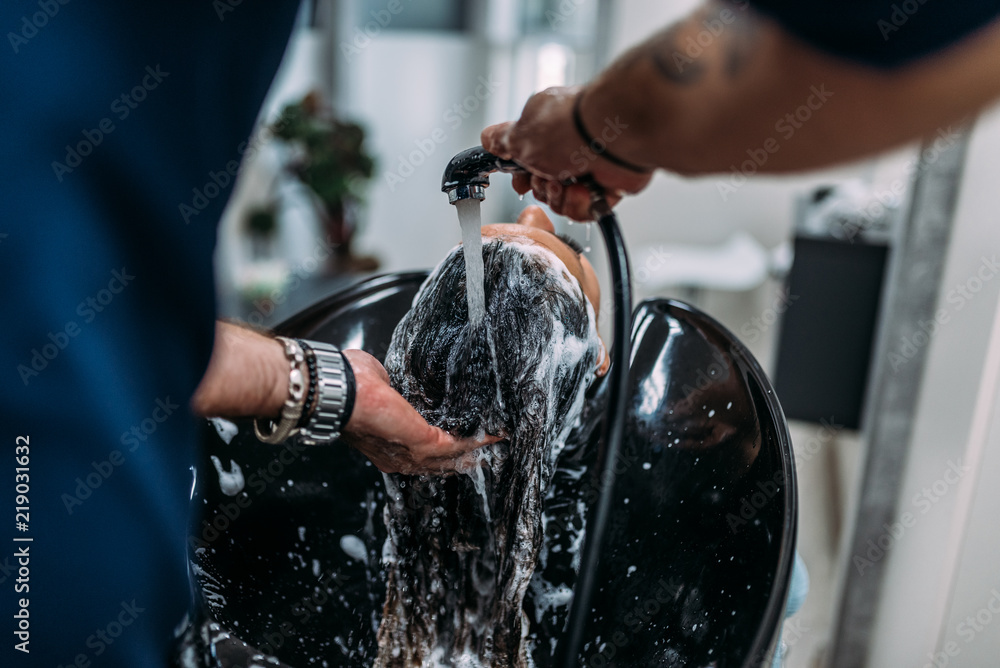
left=427, top=427, right=503, bottom=459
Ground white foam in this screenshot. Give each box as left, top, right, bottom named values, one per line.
left=340, top=534, right=367, bottom=564
left=209, top=456, right=245, bottom=496
left=209, top=418, right=239, bottom=444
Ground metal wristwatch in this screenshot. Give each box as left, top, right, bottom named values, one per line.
left=298, top=341, right=350, bottom=445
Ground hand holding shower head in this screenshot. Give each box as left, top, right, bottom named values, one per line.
left=441, top=146, right=520, bottom=204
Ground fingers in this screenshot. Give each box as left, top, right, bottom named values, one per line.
left=511, top=171, right=532, bottom=195
left=561, top=186, right=594, bottom=221
left=530, top=174, right=549, bottom=204
left=338, top=349, right=501, bottom=475
left=481, top=122, right=513, bottom=159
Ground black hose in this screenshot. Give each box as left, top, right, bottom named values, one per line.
left=557, top=185, right=632, bottom=667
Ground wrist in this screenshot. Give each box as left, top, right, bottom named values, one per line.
left=583, top=55, right=673, bottom=171
left=574, top=84, right=655, bottom=173
left=192, top=322, right=297, bottom=418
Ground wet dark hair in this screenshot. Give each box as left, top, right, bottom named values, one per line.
left=376, top=239, right=601, bottom=667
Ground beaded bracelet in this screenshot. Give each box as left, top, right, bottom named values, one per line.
left=296, top=339, right=319, bottom=428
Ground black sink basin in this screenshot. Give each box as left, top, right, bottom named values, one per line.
left=182, top=272, right=796, bottom=667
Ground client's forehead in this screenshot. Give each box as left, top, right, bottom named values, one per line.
left=479, top=222, right=600, bottom=316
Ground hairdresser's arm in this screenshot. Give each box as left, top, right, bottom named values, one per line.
left=191, top=321, right=489, bottom=474
left=482, top=1, right=1000, bottom=220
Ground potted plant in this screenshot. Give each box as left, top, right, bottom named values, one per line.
left=271, top=91, right=378, bottom=273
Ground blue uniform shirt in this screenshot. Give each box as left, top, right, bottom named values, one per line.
left=0, top=2, right=297, bottom=664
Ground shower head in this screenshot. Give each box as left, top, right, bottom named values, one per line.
left=441, top=146, right=520, bottom=204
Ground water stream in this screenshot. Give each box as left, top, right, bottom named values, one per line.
left=457, top=198, right=486, bottom=325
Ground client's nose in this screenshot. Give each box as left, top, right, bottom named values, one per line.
left=516, top=205, right=555, bottom=233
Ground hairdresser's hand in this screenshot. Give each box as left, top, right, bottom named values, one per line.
left=340, top=350, right=499, bottom=474
left=481, top=86, right=653, bottom=221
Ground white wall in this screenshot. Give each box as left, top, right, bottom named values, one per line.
left=344, top=32, right=495, bottom=273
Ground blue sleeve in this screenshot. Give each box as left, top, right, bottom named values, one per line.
left=0, top=1, right=298, bottom=665
left=745, top=0, right=1000, bottom=67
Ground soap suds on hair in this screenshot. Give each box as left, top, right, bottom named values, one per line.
left=375, top=238, right=602, bottom=667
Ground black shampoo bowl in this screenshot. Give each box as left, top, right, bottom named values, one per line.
left=185, top=273, right=796, bottom=667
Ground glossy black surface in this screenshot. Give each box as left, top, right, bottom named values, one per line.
left=186, top=273, right=796, bottom=667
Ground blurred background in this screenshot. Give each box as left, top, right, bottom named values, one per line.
left=211, top=1, right=1000, bottom=666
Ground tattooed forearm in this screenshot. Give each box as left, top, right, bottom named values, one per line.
left=650, top=1, right=761, bottom=85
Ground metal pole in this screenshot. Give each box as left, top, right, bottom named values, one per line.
left=828, top=124, right=974, bottom=667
